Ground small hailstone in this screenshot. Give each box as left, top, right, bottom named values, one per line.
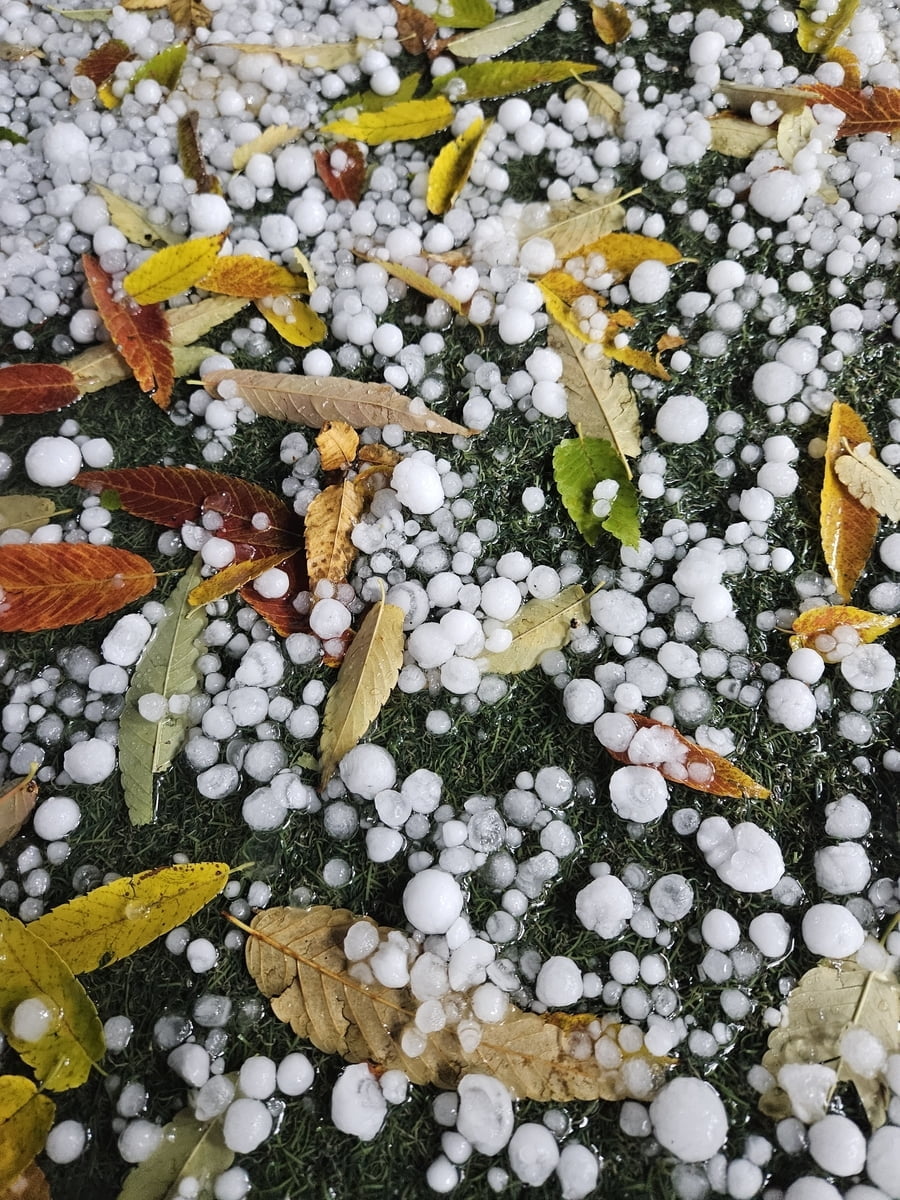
left=801, top=903, right=865, bottom=957
left=45, top=1120, right=87, bottom=1165
left=701, top=909, right=741, bottom=952
left=332, top=1063, right=387, bottom=1141
left=748, top=913, right=791, bottom=958
left=403, top=868, right=464, bottom=934
left=765, top=678, right=817, bottom=731
left=649, top=1077, right=728, bottom=1162
left=101, top=613, right=152, bottom=667
left=11, top=996, right=57, bottom=1041
left=63, top=738, right=116, bottom=784
left=508, top=1123, right=560, bottom=1186
left=456, top=1074, right=514, bottom=1156
left=276, top=1052, right=315, bottom=1096
left=392, top=455, right=445, bottom=515
left=25, top=436, right=82, bottom=486
left=696, top=817, right=785, bottom=892
left=575, top=874, right=634, bottom=938
left=339, top=744, right=396, bottom=799
left=563, top=678, right=605, bottom=724
left=239, top=1055, right=277, bottom=1100
left=118, top=1119, right=164, bottom=1164
left=840, top=644, right=896, bottom=692
left=168, top=1043, right=211, bottom=1087
left=213, top=1167, right=252, bottom=1200
left=609, top=765, right=668, bottom=823
left=814, top=842, right=871, bottom=895
left=753, top=361, right=802, bottom=405
left=556, top=1143, right=599, bottom=1200
left=223, top=1097, right=273, bottom=1153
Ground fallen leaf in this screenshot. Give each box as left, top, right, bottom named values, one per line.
left=48, top=5, right=113, bottom=16
left=708, top=112, right=774, bottom=157
left=549, top=323, right=640, bottom=467
left=427, top=60, right=596, bottom=103
left=447, top=0, right=563, bottom=58
left=231, top=123, right=301, bottom=171
left=821, top=402, right=879, bottom=601
left=353, top=252, right=475, bottom=325
left=438, top=0, right=493, bottom=27
left=572, top=231, right=683, bottom=278
left=118, top=559, right=208, bottom=825
left=305, top=481, right=365, bottom=593
left=835, top=442, right=900, bottom=520
left=0, top=767, right=39, bottom=848
left=0, top=910, right=105, bottom=1091
left=0, top=1078, right=55, bottom=1191
left=123, top=233, right=226, bottom=305
left=427, top=116, right=489, bottom=215
left=117, top=1099, right=234, bottom=1200
left=0, top=496, right=56, bottom=536
left=553, top=435, right=640, bottom=549
left=318, top=597, right=405, bottom=784
left=776, top=105, right=816, bottom=166
left=391, top=0, right=440, bottom=55
left=0, top=544, right=156, bottom=633
left=73, top=37, right=132, bottom=87
left=188, top=548, right=296, bottom=607
left=826, top=46, right=861, bottom=89
left=797, top=0, right=858, bottom=54
left=339, top=71, right=423, bottom=115
left=0, top=1160, right=50, bottom=1200
left=30, top=862, right=229, bottom=974
left=82, top=254, right=175, bottom=408
left=0, top=364, right=80, bottom=415
left=165, top=294, right=249, bottom=346
left=323, top=97, right=454, bottom=145
left=176, top=110, right=220, bottom=194
left=167, top=0, right=212, bottom=31
left=239, top=549, right=310, bottom=638
left=217, top=40, right=368, bottom=69
left=604, top=713, right=770, bottom=800
left=0, top=43, right=43, bottom=61
left=531, top=187, right=626, bottom=260
left=243, top=905, right=671, bottom=1101
left=93, top=183, right=181, bottom=247
left=315, top=141, right=367, bottom=204
left=316, top=421, right=360, bottom=472
left=565, top=79, right=623, bottom=127
left=760, top=954, right=899, bottom=1128
left=790, top=604, right=900, bottom=652
left=198, top=256, right=303, bottom=299
left=604, top=340, right=671, bottom=381
left=717, top=81, right=809, bottom=116
left=254, top=295, right=327, bottom=347
left=357, top=443, right=401, bottom=470
left=480, top=585, right=592, bottom=675
left=202, top=368, right=474, bottom=436
left=591, top=0, right=631, bottom=45
left=128, top=41, right=187, bottom=93
left=0, top=128, right=26, bottom=145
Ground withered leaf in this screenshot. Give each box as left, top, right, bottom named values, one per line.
left=305, top=480, right=365, bottom=593
left=176, top=110, right=220, bottom=195
left=549, top=322, right=639, bottom=466
left=0, top=1078, right=55, bottom=1192
left=316, top=421, right=360, bottom=472
left=315, top=141, right=367, bottom=204
left=790, top=604, right=900, bottom=652
left=239, top=549, right=310, bottom=638
left=821, top=402, right=879, bottom=601
left=0, top=768, right=38, bottom=848
left=391, top=0, right=440, bottom=55
left=530, top=186, right=626, bottom=261
left=709, top=112, right=773, bottom=157
left=188, top=548, right=296, bottom=608
left=0, top=364, right=80, bottom=415
left=74, top=37, right=132, bottom=87
left=0, top=495, right=55, bottom=536
left=591, top=0, right=631, bottom=45
left=835, top=441, right=900, bottom=521
left=480, top=585, right=592, bottom=675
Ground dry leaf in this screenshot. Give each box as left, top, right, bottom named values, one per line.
left=427, top=116, right=489, bottom=216
left=708, top=112, right=773, bottom=157
left=323, top=97, right=454, bottom=145
left=0, top=364, right=80, bottom=415
left=123, top=233, right=226, bottom=305
left=315, top=141, right=367, bottom=204
left=94, top=183, right=181, bottom=247
left=531, top=188, right=626, bottom=260
left=243, top=905, right=671, bottom=1101
left=821, top=402, right=879, bottom=601
left=591, top=0, right=631, bottom=45
left=0, top=767, right=39, bottom=848
left=0, top=43, right=44, bottom=61
left=167, top=0, right=212, bottom=31
left=73, top=37, right=132, bottom=87
left=790, top=604, right=900, bottom=652
left=835, top=442, right=900, bottom=521
left=0, top=496, right=55, bottom=536
left=316, top=421, right=360, bottom=471
left=239, top=549, right=310, bottom=639
left=447, top=0, right=562, bottom=58
left=565, top=80, right=623, bottom=127
left=188, top=548, right=296, bottom=608
left=549, top=323, right=638, bottom=465
left=480, top=585, right=592, bottom=675
left=760, top=954, right=900, bottom=1128
left=198, top=256, right=303, bottom=299
left=539, top=272, right=604, bottom=343
left=604, top=341, right=671, bottom=381
left=776, top=105, right=816, bottom=167
left=202, top=368, right=474, bottom=436
left=0, top=1160, right=50, bottom=1200
left=354, top=252, right=475, bottom=325
left=254, top=296, right=326, bottom=347
left=232, top=124, right=301, bottom=171
left=318, top=597, right=405, bottom=784
left=391, top=0, right=440, bottom=55
left=717, top=81, right=809, bottom=116
left=217, top=40, right=368, bottom=70
left=826, top=46, right=861, bottom=90
left=0, top=1078, right=55, bottom=1191
left=305, top=481, right=365, bottom=593
left=176, top=110, right=220, bottom=194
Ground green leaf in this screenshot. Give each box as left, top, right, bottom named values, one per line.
left=553, top=435, right=640, bottom=549
left=447, top=0, right=563, bottom=58
left=427, top=60, right=595, bottom=104
left=797, top=0, right=858, bottom=54
left=48, top=6, right=113, bottom=18
left=339, top=71, right=421, bottom=114
left=0, top=495, right=55, bottom=535
left=118, top=557, right=207, bottom=825
left=0, top=127, right=26, bottom=144
left=434, top=0, right=494, bottom=28
left=480, top=585, right=592, bottom=675
left=117, top=1098, right=235, bottom=1200
left=129, top=42, right=187, bottom=94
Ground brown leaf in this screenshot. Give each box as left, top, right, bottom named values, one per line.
left=74, top=37, right=133, bottom=87
left=0, top=364, right=80, bottom=415
left=820, top=402, right=879, bottom=601
left=167, top=0, right=212, bottom=30
left=82, top=254, right=174, bottom=408
left=305, top=481, right=365, bottom=593
left=177, top=111, right=221, bottom=195
left=243, top=905, right=671, bottom=1102
left=790, top=604, right=900, bottom=652
left=0, top=767, right=38, bottom=848
left=357, top=443, right=402, bottom=470
left=1, top=1161, right=50, bottom=1200
left=391, top=0, right=440, bottom=55
left=314, top=142, right=367, bottom=204
left=316, top=421, right=360, bottom=472
left=591, top=0, right=631, bottom=44
left=803, top=83, right=900, bottom=137
left=239, top=549, right=310, bottom=638
left=0, top=544, right=156, bottom=632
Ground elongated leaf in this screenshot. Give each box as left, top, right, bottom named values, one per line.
left=0, top=495, right=55, bottom=535
left=82, top=254, right=175, bottom=407
left=30, top=863, right=229, bottom=975
left=790, top=604, right=900, bottom=651
left=447, top=0, right=562, bottom=58
left=338, top=71, right=421, bottom=116
left=176, top=110, right=220, bottom=195
left=128, top=41, right=187, bottom=92
left=323, top=97, right=454, bottom=145
left=232, top=124, right=301, bottom=171
left=554, top=435, right=639, bottom=549
left=0, top=127, right=26, bottom=145
left=117, top=1102, right=233, bottom=1200
left=0, top=1077, right=55, bottom=1190
left=254, top=295, right=326, bottom=347
left=188, top=548, right=295, bottom=607
left=821, top=402, right=879, bottom=601
left=49, top=5, right=113, bottom=16
left=760, top=955, right=900, bottom=1128
left=94, top=183, right=180, bottom=247
left=709, top=113, right=773, bottom=157
left=0, top=767, right=39, bottom=848
left=427, top=116, right=488, bottom=215
left=718, top=81, right=809, bottom=115
left=244, top=905, right=671, bottom=1101
left=124, top=234, right=226, bottom=305
left=549, top=323, right=639, bottom=467
left=439, top=0, right=493, bottom=27
left=0, top=364, right=80, bottom=415
left=604, top=713, right=770, bottom=800
left=480, top=585, right=591, bottom=675
left=239, top=548, right=310, bottom=638
left=218, top=40, right=367, bottom=69
left=531, top=187, right=626, bottom=260
left=305, top=481, right=365, bottom=592
left=797, top=0, right=858, bottom=54
left=118, top=559, right=207, bottom=825
left=202, top=369, right=473, bottom=436
left=198, top=256, right=302, bottom=299
left=565, top=80, right=623, bottom=126
left=0, top=910, right=105, bottom=1090
left=355, top=252, right=475, bottom=324
left=318, top=598, right=405, bottom=783
left=571, top=231, right=683, bottom=277
left=0, top=544, right=155, bottom=633
left=428, top=60, right=596, bottom=103
left=835, top=442, right=900, bottom=520
left=605, top=340, right=671, bottom=381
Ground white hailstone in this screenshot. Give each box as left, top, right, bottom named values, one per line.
left=33, top=795, right=80, bottom=840
left=808, top=1114, right=866, bottom=1177
left=786, top=648, right=825, bottom=684
left=801, top=903, right=865, bottom=957
left=556, top=1143, right=600, bottom=1200
left=25, top=437, right=82, bottom=486
left=649, top=1077, right=728, bottom=1162
left=101, top=613, right=152, bottom=666
left=45, top=1120, right=88, bottom=1165
left=648, top=874, right=694, bottom=922
left=535, top=956, right=583, bottom=1006
left=591, top=589, right=647, bottom=635
left=456, top=1074, right=514, bottom=1156
left=118, top=1119, right=164, bottom=1164
left=403, top=868, right=464, bottom=934
left=749, top=170, right=806, bottom=221
left=696, top=817, right=785, bottom=892
left=331, top=1063, right=387, bottom=1141
left=214, top=1167, right=252, bottom=1200
left=234, top=641, right=284, bottom=687
left=840, top=644, right=896, bottom=692
left=814, top=842, right=871, bottom=895
left=739, top=487, right=775, bottom=522
left=824, top=794, right=870, bottom=839
left=691, top=583, right=733, bottom=622
left=222, top=1097, right=273, bottom=1153
left=880, top=532, right=900, bottom=570
left=520, top=236, right=556, bottom=275
left=508, top=1123, right=560, bottom=1185
left=11, top=996, right=57, bottom=1041
left=276, top=1052, right=315, bottom=1096
left=689, top=29, right=725, bottom=64
left=392, top=455, right=445, bottom=515
left=748, top=913, right=791, bottom=958
left=441, top=656, right=481, bottom=695
left=480, top=577, right=522, bottom=621
left=655, top=394, right=709, bottom=444
left=167, top=1043, right=211, bottom=1087
left=840, top=1026, right=888, bottom=1079
left=63, top=738, right=116, bottom=784
left=701, top=910, right=741, bottom=951
left=752, top=361, right=802, bottom=405
left=310, top=599, right=352, bottom=640
left=629, top=260, right=671, bottom=304
left=783, top=1180, right=842, bottom=1200
left=575, top=874, right=634, bottom=938
left=777, top=1063, right=837, bottom=1125
left=563, top=678, right=605, bottom=724
left=765, top=678, right=817, bottom=731
left=239, top=1055, right=277, bottom=1100
left=609, top=765, right=668, bottom=823
left=188, top=193, right=231, bottom=234
left=339, top=744, right=396, bottom=799
left=866, top=1125, right=900, bottom=1198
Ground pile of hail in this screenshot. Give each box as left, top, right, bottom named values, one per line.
left=1, top=0, right=900, bottom=1197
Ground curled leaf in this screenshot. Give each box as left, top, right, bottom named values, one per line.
left=480, top=585, right=591, bottom=675
left=176, top=110, right=220, bottom=195
left=591, top=0, right=631, bottom=44
left=797, top=0, right=858, bottom=54
left=821, top=401, right=879, bottom=601
left=232, top=124, right=301, bottom=171
left=188, top=549, right=296, bottom=609
left=427, top=116, right=489, bottom=216
left=239, top=549, right=310, bottom=638
left=790, top=604, right=900, bottom=652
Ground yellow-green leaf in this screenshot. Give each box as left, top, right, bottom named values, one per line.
left=605, top=341, right=671, bottom=381
left=123, top=234, right=226, bottom=305
left=447, top=0, right=563, bottom=58
left=254, top=296, right=326, bottom=347
left=128, top=41, right=187, bottom=92
left=777, top=105, right=817, bottom=166
left=323, top=97, right=454, bottom=145
left=48, top=6, right=113, bottom=18
left=797, top=0, right=858, bottom=54
left=480, top=585, right=592, bottom=674
left=117, top=1096, right=234, bottom=1200
left=338, top=71, right=421, bottom=115
left=29, top=863, right=230, bottom=976
left=554, top=434, right=640, bottom=549
left=94, top=184, right=181, bottom=247
left=434, top=0, right=494, bottom=27
left=539, top=273, right=605, bottom=343
left=188, top=549, right=296, bottom=608
left=428, top=60, right=595, bottom=104
left=0, top=1076, right=55, bottom=1190
left=0, top=495, right=55, bottom=535
left=0, top=909, right=105, bottom=1091
left=709, top=113, right=774, bottom=157
left=427, top=116, right=489, bottom=216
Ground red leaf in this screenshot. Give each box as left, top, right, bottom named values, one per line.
left=239, top=548, right=311, bottom=637
left=0, top=364, right=80, bottom=415
left=390, top=0, right=440, bottom=55
left=315, top=142, right=367, bottom=204
left=74, top=37, right=133, bottom=87
left=804, top=83, right=900, bottom=137
left=0, top=544, right=156, bottom=632
left=82, top=255, right=175, bottom=408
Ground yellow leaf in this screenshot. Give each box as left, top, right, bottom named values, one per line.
left=94, top=184, right=181, bottom=247
left=776, top=105, right=817, bottom=166
left=356, top=252, right=475, bottom=326
left=480, top=585, right=592, bottom=674
left=604, top=341, right=671, bottom=381
left=539, top=273, right=606, bottom=343
left=198, top=256, right=303, bottom=299
left=0, top=1077, right=55, bottom=1190
left=123, top=234, right=226, bottom=305
left=254, top=296, right=326, bottom=348
left=218, top=40, right=369, bottom=69
left=427, top=116, right=489, bottom=216
left=826, top=45, right=861, bottom=89
left=447, top=0, right=563, bottom=59
left=305, top=480, right=366, bottom=592
left=548, top=323, right=639, bottom=466
left=318, top=597, right=405, bottom=783
left=821, top=402, right=879, bottom=601
left=591, top=0, right=631, bottom=45
left=0, top=909, right=104, bottom=1091
left=316, top=421, right=360, bottom=472
left=29, top=863, right=230, bottom=976
left=572, top=231, right=683, bottom=278
left=290, top=248, right=317, bottom=293
left=243, top=904, right=672, bottom=1101
left=530, top=187, right=626, bottom=260
left=709, top=113, right=774, bottom=157
left=797, top=0, right=858, bottom=54
left=0, top=495, right=55, bottom=535
left=323, top=97, right=454, bottom=145
left=565, top=80, right=623, bottom=127
left=790, top=604, right=900, bottom=652
left=232, top=124, right=301, bottom=172
left=835, top=441, right=900, bottom=520
left=187, top=550, right=297, bottom=607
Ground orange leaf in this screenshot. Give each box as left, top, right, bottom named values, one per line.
left=821, top=401, right=879, bottom=601
left=82, top=254, right=175, bottom=408
left=176, top=110, right=221, bottom=195
left=239, top=549, right=310, bottom=638
left=605, top=714, right=770, bottom=800
left=316, top=421, right=360, bottom=472
left=657, top=332, right=686, bottom=353
left=74, top=38, right=133, bottom=87
left=188, top=548, right=296, bottom=607
left=790, top=604, right=900, bottom=652
left=305, top=480, right=365, bottom=591
left=0, top=364, right=80, bottom=415
left=0, top=544, right=156, bottom=632
left=0, top=766, right=39, bottom=848
left=390, top=0, right=441, bottom=55
left=804, top=83, right=900, bottom=137
left=825, top=47, right=861, bottom=90
left=199, top=256, right=304, bottom=299
left=592, top=1, right=632, bottom=45
left=315, top=141, right=367, bottom=204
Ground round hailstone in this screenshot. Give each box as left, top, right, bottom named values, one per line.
left=814, top=842, right=871, bottom=895
left=839, top=643, right=896, bottom=692
left=508, top=1123, right=560, bottom=1186
left=402, top=868, right=464, bottom=934
left=590, top=589, right=647, bottom=635
left=456, top=1074, right=514, bottom=1156
left=629, top=260, right=671, bottom=304
left=33, top=795, right=80, bottom=840
left=391, top=456, right=445, bottom=515
left=866, top=1125, right=900, bottom=1198
left=63, top=738, right=116, bottom=784
left=783, top=1181, right=842, bottom=1200
left=765, top=678, right=817, bottom=731
left=339, top=744, right=396, bottom=799
left=45, top=1120, right=87, bottom=1165
left=11, top=996, right=57, bottom=1041
left=752, top=361, right=802, bottom=406
left=807, top=1114, right=866, bottom=1177
left=649, top=1077, right=728, bottom=1162
left=563, top=678, right=605, bottom=724
left=24, top=436, right=82, bottom=486
left=330, top=1063, right=387, bottom=1142
left=556, top=1143, right=599, bottom=1200
left=801, top=903, right=865, bottom=957
left=276, top=1052, right=315, bottom=1096
left=609, top=765, right=669, bottom=823
left=535, top=956, right=583, bottom=1006
left=748, top=169, right=806, bottom=221
left=655, top=394, right=709, bottom=444
left=222, top=1098, right=273, bottom=1153
left=479, top=577, right=522, bottom=621
left=575, top=874, right=634, bottom=938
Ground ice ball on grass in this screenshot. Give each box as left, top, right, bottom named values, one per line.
left=276, top=1052, right=314, bottom=1096
left=866, top=1125, right=900, bottom=1198
left=33, top=795, right=80, bottom=840
left=655, top=394, right=708, bottom=444
left=331, top=1063, right=387, bottom=1141
left=840, top=643, right=896, bottom=692
left=609, top=765, right=668, bottom=823
left=508, top=1122, right=560, bottom=1185
left=535, top=955, right=583, bottom=1007
left=25, top=437, right=82, bottom=487
left=118, top=1119, right=164, bottom=1164
left=101, top=613, right=152, bottom=667
left=765, top=678, right=817, bottom=731
left=749, top=170, right=806, bottom=222
left=575, top=874, right=634, bottom=938
left=696, top=817, right=784, bottom=892
left=801, top=903, right=865, bottom=957
left=556, top=1143, right=599, bottom=1200
left=629, top=259, right=671, bottom=304
left=63, top=739, right=115, bottom=784
left=391, top=455, right=445, bottom=515
left=45, top=1119, right=87, bottom=1165
left=222, top=1097, right=273, bottom=1153
left=339, top=744, right=396, bottom=799
left=456, top=1074, right=513, bottom=1156
left=783, top=1180, right=842, bottom=1200
left=649, top=1077, right=727, bottom=1162
left=814, top=842, right=871, bottom=895
left=403, top=868, right=464, bottom=934
left=807, top=1113, right=866, bottom=1177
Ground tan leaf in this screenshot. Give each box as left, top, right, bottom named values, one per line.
left=480, top=585, right=591, bottom=675
left=565, top=80, right=623, bottom=127
left=0, top=495, right=55, bottom=535
left=202, top=369, right=474, bottom=436
left=591, top=0, right=631, bottom=45
left=94, top=183, right=181, bottom=247
left=218, top=40, right=369, bottom=69
left=167, top=0, right=212, bottom=30
left=826, top=46, right=861, bottom=89
left=717, top=81, right=810, bottom=116
left=797, top=0, right=858, bottom=54
left=357, top=443, right=401, bottom=469
left=760, top=955, right=900, bottom=1128
left=243, top=904, right=672, bottom=1101
left=318, top=597, right=405, bottom=784
left=316, top=421, right=360, bottom=472
left=354, top=251, right=476, bottom=326
left=530, top=187, right=626, bottom=261
left=232, top=124, right=301, bottom=172
left=708, top=113, right=774, bottom=157
left=549, top=323, right=639, bottom=466
left=835, top=442, right=900, bottom=521
left=776, top=105, right=816, bottom=166
left=305, top=481, right=365, bottom=593
left=391, top=0, right=440, bottom=55
left=0, top=1159, right=50, bottom=1199
left=0, top=766, right=39, bottom=848
left=821, top=402, right=879, bottom=601
left=790, top=604, right=900, bottom=652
